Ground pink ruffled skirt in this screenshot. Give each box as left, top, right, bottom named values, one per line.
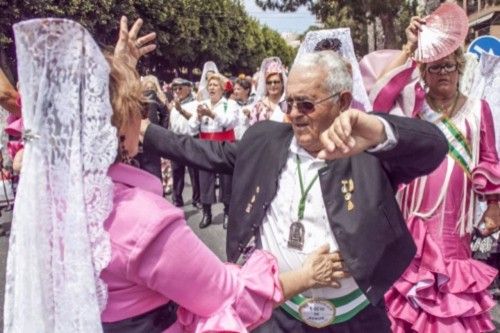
left=385, top=217, right=498, bottom=333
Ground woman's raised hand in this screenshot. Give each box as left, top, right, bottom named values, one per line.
left=114, top=16, right=156, bottom=68
left=405, top=16, right=426, bottom=50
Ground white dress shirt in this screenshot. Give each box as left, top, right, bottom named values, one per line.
left=260, top=118, right=397, bottom=299
left=234, top=102, right=254, bottom=140
left=170, top=99, right=199, bottom=136
left=189, top=98, right=238, bottom=133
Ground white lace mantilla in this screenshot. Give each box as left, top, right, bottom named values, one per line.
left=4, top=19, right=117, bottom=332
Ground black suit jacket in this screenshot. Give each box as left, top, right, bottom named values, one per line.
left=143, top=113, right=448, bottom=305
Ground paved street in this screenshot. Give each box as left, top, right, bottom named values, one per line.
left=0, top=176, right=498, bottom=330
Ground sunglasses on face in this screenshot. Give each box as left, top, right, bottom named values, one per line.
left=427, top=63, right=457, bottom=74
left=284, top=92, right=340, bottom=115
left=266, top=80, right=282, bottom=86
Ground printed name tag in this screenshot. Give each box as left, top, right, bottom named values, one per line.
left=298, top=299, right=336, bottom=328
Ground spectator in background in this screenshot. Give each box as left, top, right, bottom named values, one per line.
left=169, top=77, right=201, bottom=208
left=189, top=73, right=238, bottom=229
left=197, top=61, right=219, bottom=101
left=250, top=57, right=287, bottom=124
left=135, top=75, right=169, bottom=181
left=232, top=76, right=254, bottom=140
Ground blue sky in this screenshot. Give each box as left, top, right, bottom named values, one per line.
left=243, top=0, right=316, bottom=34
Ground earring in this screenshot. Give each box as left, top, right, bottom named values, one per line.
left=119, top=135, right=132, bottom=164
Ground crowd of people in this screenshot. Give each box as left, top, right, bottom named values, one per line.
left=0, top=2, right=499, bottom=333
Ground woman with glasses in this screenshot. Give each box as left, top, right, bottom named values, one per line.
left=371, top=10, right=499, bottom=333
left=250, top=57, right=287, bottom=124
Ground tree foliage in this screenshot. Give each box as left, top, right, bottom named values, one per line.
left=0, top=0, right=295, bottom=83
left=256, top=0, right=419, bottom=54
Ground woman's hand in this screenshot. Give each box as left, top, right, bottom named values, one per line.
left=114, top=16, right=156, bottom=68
left=278, top=244, right=350, bottom=301
left=301, top=244, right=349, bottom=289
left=481, top=203, right=500, bottom=236
left=405, top=16, right=425, bottom=51
left=12, top=148, right=24, bottom=173
left=197, top=104, right=215, bottom=119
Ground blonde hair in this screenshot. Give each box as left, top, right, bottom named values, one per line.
left=420, top=47, right=466, bottom=77
left=142, top=74, right=167, bottom=104
left=207, top=73, right=228, bottom=89
left=105, top=54, right=146, bottom=131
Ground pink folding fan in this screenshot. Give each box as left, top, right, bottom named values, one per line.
left=414, top=3, right=469, bottom=63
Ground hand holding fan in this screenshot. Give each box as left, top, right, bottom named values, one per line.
left=414, top=3, right=468, bottom=63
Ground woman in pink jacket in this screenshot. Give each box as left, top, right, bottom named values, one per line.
left=4, top=17, right=346, bottom=333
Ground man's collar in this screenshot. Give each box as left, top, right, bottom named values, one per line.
left=289, top=136, right=325, bottom=163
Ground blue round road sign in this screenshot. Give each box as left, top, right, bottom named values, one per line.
left=467, top=35, right=500, bottom=59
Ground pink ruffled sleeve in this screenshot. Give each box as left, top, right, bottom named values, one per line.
left=471, top=100, right=500, bottom=195
left=369, top=59, right=419, bottom=114
left=128, top=218, right=283, bottom=333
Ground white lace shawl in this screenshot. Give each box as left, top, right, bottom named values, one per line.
left=4, top=18, right=117, bottom=332
left=468, top=53, right=500, bottom=227
left=295, top=28, right=372, bottom=111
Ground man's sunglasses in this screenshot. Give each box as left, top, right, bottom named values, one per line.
left=283, top=92, right=340, bottom=114
left=427, top=63, right=457, bottom=74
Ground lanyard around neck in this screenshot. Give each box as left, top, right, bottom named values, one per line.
left=296, top=154, right=319, bottom=220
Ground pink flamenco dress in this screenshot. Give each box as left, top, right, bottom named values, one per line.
left=369, top=59, right=499, bottom=332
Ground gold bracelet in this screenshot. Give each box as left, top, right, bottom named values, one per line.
left=402, top=43, right=415, bottom=57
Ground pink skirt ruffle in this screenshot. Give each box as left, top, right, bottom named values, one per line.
left=176, top=250, right=283, bottom=333
left=385, top=217, right=498, bottom=333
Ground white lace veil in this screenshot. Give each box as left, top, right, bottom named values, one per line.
left=255, top=57, right=287, bottom=102
left=295, top=28, right=372, bottom=111
left=466, top=53, right=500, bottom=230
left=4, top=18, right=117, bottom=332
left=198, top=61, right=219, bottom=100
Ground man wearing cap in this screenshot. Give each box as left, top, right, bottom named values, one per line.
left=169, top=78, right=201, bottom=208
left=141, top=51, right=448, bottom=332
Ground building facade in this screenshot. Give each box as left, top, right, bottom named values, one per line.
left=460, top=0, right=500, bottom=40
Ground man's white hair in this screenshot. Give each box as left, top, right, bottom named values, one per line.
left=292, top=51, right=353, bottom=95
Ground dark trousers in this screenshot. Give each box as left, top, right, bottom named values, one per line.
left=171, top=160, right=200, bottom=204
left=198, top=170, right=232, bottom=206
left=251, top=302, right=391, bottom=333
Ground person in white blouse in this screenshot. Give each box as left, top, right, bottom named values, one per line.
left=189, top=73, right=238, bottom=229
left=232, top=76, right=254, bottom=140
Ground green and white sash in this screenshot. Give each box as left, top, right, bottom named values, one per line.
left=420, top=105, right=473, bottom=178
left=281, top=288, right=369, bottom=328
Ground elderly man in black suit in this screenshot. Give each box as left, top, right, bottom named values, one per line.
left=140, top=51, right=448, bottom=332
